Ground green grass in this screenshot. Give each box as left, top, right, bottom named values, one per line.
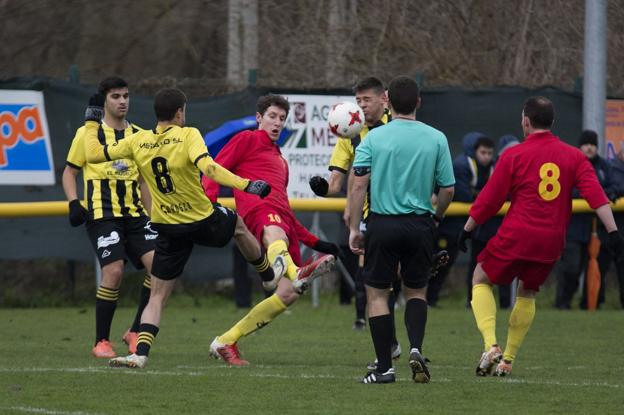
left=1, top=294, right=623, bottom=415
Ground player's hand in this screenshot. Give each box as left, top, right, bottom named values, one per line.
left=607, top=230, right=623, bottom=260
left=309, top=176, right=329, bottom=197
left=457, top=229, right=472, bottom=252
left=245, top=180, right=271, bottom=198
left=314, top=239, right=344, bottom=261
left=68, top=199, right=88, bottom=227
left=349, top=229, right=365, bottom=256
left=85, top=93, right=105, bottom=123
left=429, top=250, right=450, bottom=278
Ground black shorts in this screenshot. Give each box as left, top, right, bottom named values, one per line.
left=85, top=216, right=157, bottom=269
left=151, top=205, right=238, bottom=280
left=363, top=213, right=436, bottom=290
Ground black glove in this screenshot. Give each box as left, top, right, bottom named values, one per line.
left=245, top=180, right=271, bottom=198
left=607, top=230, right=624, bottom=259
left=457, top=229, right=472, bottom=252
left=309, top=176, right=329, bottom=197
left=607, top=192, right=619, bottom=203
left=85, top=93, right=105, bottom=122
left=68, top=199, right=88, bottom=227
left=314, top=239, right=344, bottom=260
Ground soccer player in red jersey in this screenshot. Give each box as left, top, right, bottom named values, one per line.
left=202, top=94, right=338, bottom=365
left=458, top=96, right=624, bottom=377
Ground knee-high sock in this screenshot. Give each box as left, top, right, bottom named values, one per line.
left=95, top=286, right=119, bottom=344
left=131, top=275, right=151, bottom=332
left=404, top=298, right=428, bottom=352
left=471, top=283, right=497, bottom=351
left=136, top=323, right=159, bottom=357
left=369, top=314, right=393, bottom=373
left=504, top=296, right=535, bottom=362
left=267, top=240, right=298, bottom=281
left=218, top=294, right=287, bottom=345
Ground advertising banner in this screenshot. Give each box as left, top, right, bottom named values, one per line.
left=282, top=94, right=354, bottom=198
left=0, top=90, right=55, bottom=185
left=606, top=100, right=624, bottom=159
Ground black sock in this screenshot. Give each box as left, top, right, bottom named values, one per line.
left=369, top=314, right=393, bottom=373
left=131, top=275, right=151, bottom=332
left=95, top=286, right=119, bottom=344
left=388, top=292, right=398, bottom=346
left=404, top=298, right=428, bottom=352
left=354, top=267, right=366, bottom=320
left=250, top=253, right=273, bottom=282
left=136, top=323, right=159, bottom=357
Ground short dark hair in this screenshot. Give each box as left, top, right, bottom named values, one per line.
left=154, top=88, right=187, bottom=121
left=352, top=76, right=385, bottom=95
left=475, top=136, right=495, bottom=150
left=523, top=96, right=554, bottom=129
left=387, top=76, right=420, bottom=115
left=98, top=77, right=128, bottom=97
left=256, top=94, right=290, bottom=115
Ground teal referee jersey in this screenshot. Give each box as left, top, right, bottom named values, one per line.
left=353, top=119, right=454, bottom=215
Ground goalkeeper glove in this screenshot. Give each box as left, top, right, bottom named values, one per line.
left=309, top=176, right=329, bottom=197
left=457, top=229, right=472, bottom=252
left=314, top=239, right=344, bottom=260
left=245, top=180, right=271, bottom=198
left=68, top=199, right=88, bottom=227
left=85, top=93, right=105, bottom=123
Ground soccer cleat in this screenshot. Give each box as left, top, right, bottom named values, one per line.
left=92, top=340, right=116, bottom=358
left=108, top=353, right=148, bottom=369
left=122, top=329, right=138, bottom=354
left=430, top=250, right=450, bottom=278
left=361, top=367, right=396, bottom=384
left=409, top=348, right=431, bottom=383
left=209, top=337, right=249, bottom=366
left=476, top=345, right=503, bottom=376
left=366, top=343, right=402, bottom=371
left=494, top=359, right=513, bottom=377
left=352, top=318, right=366, bottom=331
left=262, top=255, right=286, bottom=291
left=292, top=254, right=336, bottom=294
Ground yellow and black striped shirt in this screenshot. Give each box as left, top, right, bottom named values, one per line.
left=66, top=122, right=147, bottom=221
left=328, top=108, right=391, bottom=218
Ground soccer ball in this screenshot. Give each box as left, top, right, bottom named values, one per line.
left=328, top=101, right=365, bottom=139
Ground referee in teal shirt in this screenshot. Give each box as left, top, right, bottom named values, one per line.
left=348, top=76, right=455, bottom=384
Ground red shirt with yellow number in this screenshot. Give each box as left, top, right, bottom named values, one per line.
left=469, top=131, right=609, bottom=263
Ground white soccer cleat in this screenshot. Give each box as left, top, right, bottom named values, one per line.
left=262, top=255, right=286, bottom=291
left=476, top=345, right=503, bottom=376
left=108, top=353, right=148, bottom=369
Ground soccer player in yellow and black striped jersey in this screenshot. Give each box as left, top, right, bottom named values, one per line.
left=62, top=77, right=155, bottom=360
left=80, top=87, right=282, bottom=369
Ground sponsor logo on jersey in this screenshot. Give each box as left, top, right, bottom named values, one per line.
left=97, top=231, right=120, bottom=249
left=0, top=90, right=55, bottom=185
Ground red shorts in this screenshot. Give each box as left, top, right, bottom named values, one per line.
left=242, top=205, right=302, bottom=266
left=477, top=247, right=555, bottom=292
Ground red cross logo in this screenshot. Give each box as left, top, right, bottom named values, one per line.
left=348, top=111, right=361, bottom=126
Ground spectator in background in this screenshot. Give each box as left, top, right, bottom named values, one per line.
left=602, top=146, right=624, bottom=308
left=555, top=130, right=615, bottom=309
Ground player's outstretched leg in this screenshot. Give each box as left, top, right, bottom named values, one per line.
left=123, top=274, right=152, bottom=354
left=471, top=267, right=499, bottom=376
left=292, top=254, right=335, bottom=294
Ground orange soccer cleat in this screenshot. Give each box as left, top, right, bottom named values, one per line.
left=292, top=254, right=336, bottom=294
left=210, top=337, right=249, bottom=366
left=122, top=329, right=138, bottom=354
left=92, top=339, right=116, bottom=358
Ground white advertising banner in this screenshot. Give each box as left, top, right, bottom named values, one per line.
left=282, top=94, right=355, bottom=198
left=0, top=90, right=55, bottom=185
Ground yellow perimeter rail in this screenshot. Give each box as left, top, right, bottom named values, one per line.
left=0, top=198, right=623, bottom=218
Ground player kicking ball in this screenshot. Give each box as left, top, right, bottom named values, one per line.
left=459, top=96, right=623, bottom=377
left=203, top=94, right=338, bottom=365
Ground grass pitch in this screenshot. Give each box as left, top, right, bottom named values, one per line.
left=1, top=294, right=623, bottom=415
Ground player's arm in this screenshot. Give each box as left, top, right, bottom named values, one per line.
left=348, top=139, right=371, bottom=255
left=202, top=134, right=245, bottom=202
left=138, top=174, right=152, bottom=215
left=434, top=137, right=456, bottom=223
left=63, top=132, right=88, bottom=226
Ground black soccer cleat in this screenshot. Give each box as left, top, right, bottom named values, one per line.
left=409, top=348, right=431, bottom=383
left=361, top=368, right=396, bottom=384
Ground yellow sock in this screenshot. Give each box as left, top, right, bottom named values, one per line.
left=217, top=294, right=287, bottom=344
left=267, top=239, right=298, bottom=281
left=471, top=283, right=498, bottom=351
left=504, top=296, right=535, bottom=362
